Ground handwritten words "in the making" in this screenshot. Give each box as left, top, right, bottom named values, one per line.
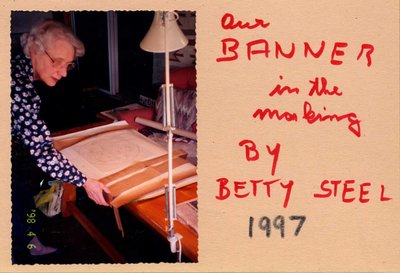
left=253, top=76, right=361, bottom=137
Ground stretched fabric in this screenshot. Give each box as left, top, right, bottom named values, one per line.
left=53, top=121, right=197, bottom=208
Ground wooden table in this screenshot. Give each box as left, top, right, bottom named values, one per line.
left=56, top=121, right=198, bottom=263
left=62, top=182, right=198, bottom=263
left=124, top=183, right=198, bottom=262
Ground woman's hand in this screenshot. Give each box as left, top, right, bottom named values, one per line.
left=82, top=177, right=111, bottom=206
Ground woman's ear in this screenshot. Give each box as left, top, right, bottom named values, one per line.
left=29, top=40, right=44, bottom=57
left=29, top=46, right=40, bottom=80
left=29, top=45, right=37, bottom=58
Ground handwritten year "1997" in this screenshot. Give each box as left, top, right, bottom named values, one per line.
left=249, top=215, right=306, bottom=238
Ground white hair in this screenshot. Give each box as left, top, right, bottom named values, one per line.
left=20, top=19, right=85, bottom=58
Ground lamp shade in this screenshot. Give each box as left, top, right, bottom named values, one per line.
left=140, top=11, right=188, bottom=53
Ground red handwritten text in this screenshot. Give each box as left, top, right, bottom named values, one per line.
left=269, top=75, right=300, bottom=96
left=221, top=13, right=270, bottom=30
left=268, top=76, right=343, bottom=97
left=313, top=179, right=392, bottom=203
left=239, top=140, right=281, bottom=176
left=308, top=77, right=342, bottom=96
left=302, top=101, right=361, bottom=137
left=252, top=101, right=361, bottom=137
left=253, top=107, right=298, bottom=122
left=215, top=177, right=294, bottom=208
left=216, top=39, right=374, bottom=66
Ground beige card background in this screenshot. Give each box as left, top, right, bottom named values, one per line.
left=0, top=0, right=399, bottom=272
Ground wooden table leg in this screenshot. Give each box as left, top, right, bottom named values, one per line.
left=66, top=201, right=127, bottom=263
left=61, top=183, right=76, bottom=217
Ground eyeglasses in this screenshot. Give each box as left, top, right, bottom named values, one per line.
left=44, top=50, right=76, bottom=71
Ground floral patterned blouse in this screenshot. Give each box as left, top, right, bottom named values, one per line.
left=11, top=54, right=86, bottom=186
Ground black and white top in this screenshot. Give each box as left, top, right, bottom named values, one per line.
left=11, top=54, right=86, bottom=186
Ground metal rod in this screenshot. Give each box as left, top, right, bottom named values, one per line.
left=134, top=117, right=197, bottom=140
left=162, top=85, right=167, bottom=127
left=164, top=10, right=176, bottom=245
left=170, top=85, right=176, bottom=128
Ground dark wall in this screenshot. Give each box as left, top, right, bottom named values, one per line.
left=117, top=11, right=155, bottom=100
left=74, top=12, right=111, bottom=92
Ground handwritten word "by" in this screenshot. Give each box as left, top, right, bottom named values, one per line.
left=239, top=140, right=280, bottom=176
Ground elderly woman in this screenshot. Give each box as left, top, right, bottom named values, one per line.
left=11, top=19, right=110, bottom=260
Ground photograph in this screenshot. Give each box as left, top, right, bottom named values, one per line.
left=1, top=1, right=399, bottom=272
left=10, top=10, right=197, bottom=264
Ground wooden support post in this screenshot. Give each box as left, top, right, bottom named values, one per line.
left=61, top=183, right=76, bottom=217
left=66, top=201, right=127, bottom=264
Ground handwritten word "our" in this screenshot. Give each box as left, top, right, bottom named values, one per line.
left=221, top=13, right=270, bottom=30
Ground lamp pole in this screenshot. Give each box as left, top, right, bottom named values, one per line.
left=163, top=11, right=182, bottom=260
left=140, top=10, right=188, bottom=261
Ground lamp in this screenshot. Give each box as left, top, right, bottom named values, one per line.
left=140, top=11, right=188, bottom=262
left=140, top=11, right=188, bottom=53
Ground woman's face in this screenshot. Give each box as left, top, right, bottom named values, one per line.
left=31, top=38, right=75, bottom=87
